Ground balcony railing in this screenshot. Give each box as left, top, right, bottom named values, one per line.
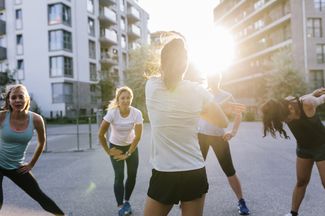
left=100, top=52, right=118, bottom=65
left=100, top=29, right=118, bottom=46
left=127, top=24, right=141, bottom=40
left=99, top=7, right=117, bottom=25
left=127, top=6, right=140, bottom=22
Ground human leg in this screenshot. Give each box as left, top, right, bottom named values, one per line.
left=110, top=155, right=126, bottom=207
left=315, top=160, right=325, bottom=189
left=0, top=171, right=3, bottom=210
left=198, top=133, right=210, bottom=160
left=210, top=137, right=243, bottom=198
left=124, top=148, right=139, bottom=201
left=181, top=195, right=206, bottom=216
left=144, top=196, right=173, bottom=216
left=5, top=169, right=64, bottom=215
left=290, top=157, right=314, bottom=212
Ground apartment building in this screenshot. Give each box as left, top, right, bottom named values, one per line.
left=214, top=0, right=325, bottom=107
left=0, top=0, right=149, bottom=118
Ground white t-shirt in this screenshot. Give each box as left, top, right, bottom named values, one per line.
left=145, top=77, right=214, bottom=172
left=103, top=106, right=143, bottom=146
left=198, top=89, right=234, bottom=136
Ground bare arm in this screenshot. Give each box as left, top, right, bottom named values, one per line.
left=201, top=101, right=229, bottom=128
left=19, top=113, right=45, bottom=173
left=301, top=94, right=325, bottom=117
left=98, top=120, right=122, bottom=156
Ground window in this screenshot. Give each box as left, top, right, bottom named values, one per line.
left=88, top=18, right=95, bottom=36
left=310, top=70, right=324, bottom=89
left=16, top=34, right=23, bottom=55
left=50, top=56, right=73, bottom=77
left=87, top=0, right=94, bottom=14
left=48, top=3, right=71, bottom=26
left=314, top=0, right=325, bottom=11
left=15, top=9, right=22, bottom=29
left=49, top=30, right=72, bottom=51
left=17, top=59, right=24, bottom=80
left=307, top=18, right=322, bottom=37
left=89, top=63, right=97, bottom=81
left=52, top=82, right=73, bottom=103
left=88, top=40, right=96, bottom=59
left=316, top=44, right=325, bottom=64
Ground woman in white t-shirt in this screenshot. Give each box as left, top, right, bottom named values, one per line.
left=98, top=86, right=143, bottom=216
left=144, top=34, right=229, bottom=216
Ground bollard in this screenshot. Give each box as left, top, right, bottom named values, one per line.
left=88, top=116, right=92, bottom=149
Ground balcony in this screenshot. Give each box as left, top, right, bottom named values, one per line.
left=0, top=19, right=5, bottom=35
left=99, top=7, right=117, bottom=26
left=0, top=46, right=6, bottom=60
left=99, top=0, right=116, bottom=7
left=100, top=29, right=118, bottom=46
left=100, top=52, right=118, bottom=66
left=127, top=24, right=141, bottom=40
left=127, top=7, right=140, bottom=23
left=0, top=0, right=5, bottom=10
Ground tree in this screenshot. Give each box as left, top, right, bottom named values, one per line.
left=265, top=47, right=307, bottom=100
left=125, top=44, right=160, bottom=121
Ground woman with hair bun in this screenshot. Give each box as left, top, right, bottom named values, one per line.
left=261, top=87, right=325, bottom=216
left=144, top=34, right=229, bottom=216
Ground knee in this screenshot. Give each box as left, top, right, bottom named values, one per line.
left=296, top=178, right=309, bottom=188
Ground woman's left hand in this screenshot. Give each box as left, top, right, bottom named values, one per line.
left=223, top=131, right=235, bottom=141
left=18, top=163, right=33, bottom=174
left=113, top=154, right=129, bottom=161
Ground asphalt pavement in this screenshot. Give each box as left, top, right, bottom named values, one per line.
left=1, top=122, right=325, bottom=216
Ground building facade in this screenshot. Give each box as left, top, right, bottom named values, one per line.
left=0, top=0, right=149, bottom=118
left=214, top=0, right=325, bottom=107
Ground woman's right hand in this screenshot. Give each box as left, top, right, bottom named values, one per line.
left=108, top=147, right=123, bottom=156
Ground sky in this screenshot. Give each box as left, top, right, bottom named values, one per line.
left=138, top=0, right=219, bottom=40
left=138, top=0, right=235, bottom=74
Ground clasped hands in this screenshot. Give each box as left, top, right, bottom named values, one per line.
left=108, top=148, right=129, bottom=161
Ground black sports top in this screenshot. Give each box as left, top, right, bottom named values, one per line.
left=287, top=98, right=325, bottom=148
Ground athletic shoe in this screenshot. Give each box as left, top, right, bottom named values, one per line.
left=238, top=198, right=250, bottom=215
left=284, top=214, right=292, bottom=216
left=123, top=201, right=132, bottom=215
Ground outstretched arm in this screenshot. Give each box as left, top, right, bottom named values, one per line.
left=301, top=93, right=325, bottom=117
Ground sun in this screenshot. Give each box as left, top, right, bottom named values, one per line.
left=187, top=26, right=235, bottom=77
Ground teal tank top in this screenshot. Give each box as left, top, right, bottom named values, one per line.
left=0, top=111, right=34, bottom=170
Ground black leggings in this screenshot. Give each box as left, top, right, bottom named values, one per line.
left=198, top=133, right=236, bottom=177
left=0, top=168, right=64, bottom=215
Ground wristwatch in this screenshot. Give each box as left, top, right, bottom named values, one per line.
left=125, top=151, right=131, bottom=157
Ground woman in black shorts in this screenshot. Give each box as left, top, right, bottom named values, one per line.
left=261, top=87, right=325, bottom=216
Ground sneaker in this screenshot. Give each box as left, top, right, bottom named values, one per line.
left=118, top=202, right=132, bottom=216
left=123, top=201, right=132, bottom=215
left=284, top=214, right=292, bottom=216
left=238, top=199, right=250, bottom=215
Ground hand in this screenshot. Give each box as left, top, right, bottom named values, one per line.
left=223, top=102, right=246, bottom=114
left=223, top=131, right=235, bottom=141
left=113, top=154, right=129, bottom=161
left=18, top=163, right=33, bottom=174
left=108, top=147, right=123, bottom=157
left=312, top=87, right=325, bottom=97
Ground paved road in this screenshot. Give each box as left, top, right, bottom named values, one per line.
left=1, top=122, right=325, bottom=216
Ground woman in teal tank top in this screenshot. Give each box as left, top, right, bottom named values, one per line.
left=0, top=84, right=64, bottom=215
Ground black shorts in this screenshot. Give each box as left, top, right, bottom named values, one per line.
left=296, top=144, right=325, bottom=161
left=147, top=167, right=209, bottom=205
